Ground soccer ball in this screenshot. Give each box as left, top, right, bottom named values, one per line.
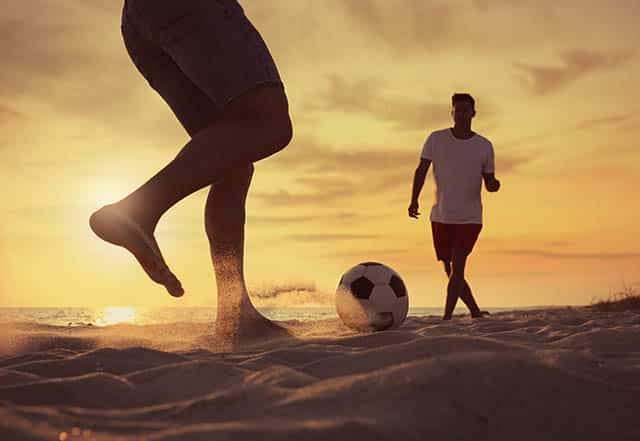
left=335, top=262, right=409, bottom=331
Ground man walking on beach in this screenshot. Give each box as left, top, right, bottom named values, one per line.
left=408, top=93, right=500, bottom=320
left=89, top=0, right=292, bottom=348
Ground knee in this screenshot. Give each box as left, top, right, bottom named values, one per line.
left=224, top=85, right=294, bottom=158
left=443, top=261, right=451, bottom=277
left=268, top=111, right=293, bottom=154
left=257, top=103, right=293, bottom=159
left=448, top=273, right=464, bottom=285
left=450, top=249, right=467, bottom=275
left=448, top=264, right=465, bottom=284
left=449, top=261, right=465, bottom=281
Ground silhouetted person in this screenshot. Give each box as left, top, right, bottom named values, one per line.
left=89, top=0, right=293, bottom=349
left=408, top=93, right=500, bottom=320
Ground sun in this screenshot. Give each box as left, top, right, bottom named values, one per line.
left=76, top=174, right=140, bottom=263
left=85, top=175, right=136, bottom=208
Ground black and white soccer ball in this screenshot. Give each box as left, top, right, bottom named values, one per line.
left=335, top=262, right=409, bottom=331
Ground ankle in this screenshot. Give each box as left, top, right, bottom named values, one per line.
left=114, top=200, right=159, bottom=233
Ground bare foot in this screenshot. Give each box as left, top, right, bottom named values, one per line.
left=213, top=306, right=292, bottom=352
left=471, top=310, right=491, bottom=319
left=89, top=204, right=184, bottom=297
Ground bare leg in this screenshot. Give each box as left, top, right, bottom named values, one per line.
left=442, top=257, right=485, bottom=318
left=442, top=260, right=458, bottom=319
left=117, top=86, right=291, bottom=231
left=204, top=164, right=290, bottom=351
left=461, top=279, right=482, bottom=317
left=443, top=249, right=482, bottom=320
left=443, top=257, right=459, bottom=320
left=443, top=260, right=451, bottom=278
left=89, top=85, right=292, bottom=296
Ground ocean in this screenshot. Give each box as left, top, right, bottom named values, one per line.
left=0, top=306, right=555, bottom=327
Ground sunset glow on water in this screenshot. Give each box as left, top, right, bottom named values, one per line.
left=94, top=306, right=138, bottom=326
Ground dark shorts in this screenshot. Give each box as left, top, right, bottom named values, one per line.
left=121, top=0, right=283, bottom=135
left=431, top=221, right=482, bottom=262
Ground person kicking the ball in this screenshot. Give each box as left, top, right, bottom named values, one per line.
left=408, top=93, right=500, bottom=320
left=89, top=0, right=292, bottom=349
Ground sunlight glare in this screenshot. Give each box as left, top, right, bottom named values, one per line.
left=96, top=306, right=137, bottom=326
left=86, top=175, right=134, bottom=208
left=80, top=175, right=140, bottom=265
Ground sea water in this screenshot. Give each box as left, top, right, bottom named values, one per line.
left=0, top=306, right=554, bottom=327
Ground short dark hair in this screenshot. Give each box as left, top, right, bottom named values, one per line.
left=452, top=93, right=475, bottom=110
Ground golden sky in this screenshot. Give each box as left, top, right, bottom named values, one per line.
left=1, top=0, right=639, bottom=308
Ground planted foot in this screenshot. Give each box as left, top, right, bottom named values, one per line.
left=471, top=310, right=491, bottom=318
left=213, top=306, right=292, bottom=352
left=89, top=204, right=184, bottom=297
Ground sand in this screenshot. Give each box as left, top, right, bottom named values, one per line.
left=1, top=307, right=639, bottom=441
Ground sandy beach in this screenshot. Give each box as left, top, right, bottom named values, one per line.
left=1, top=307, right=639, bottom=441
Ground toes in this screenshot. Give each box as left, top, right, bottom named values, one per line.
left=166, top=283, right=185, bottom=298
left=163, top=274, right=184, bottom=297
left=154, top=264, right=183, bottom=297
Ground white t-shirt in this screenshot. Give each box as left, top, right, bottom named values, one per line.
left=420, top=128, right=495, bottom=224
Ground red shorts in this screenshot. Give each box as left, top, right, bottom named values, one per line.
left=431, top=221, right=482, bottom=262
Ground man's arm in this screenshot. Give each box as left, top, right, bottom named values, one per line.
left=408, top=159, right=431, bottom=218
left=482, top=172, right=500, bottom=192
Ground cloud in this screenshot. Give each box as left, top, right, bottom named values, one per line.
left=493, top=154, right=533, bottom=175
left=196, top=211, right=363, bottom=226
left=307, top=75, right=452, bottom=130
left=369, top=172, right=414, bottom=193
left=253, top=174, right=391, bottom=207
left=242, top=0, right=457, bottom=69
left=0, top=4, right=114, bottom=100
left=0, top=105, right=23, bottom=122
left=252, top=188, right=350, bottom=206
left=245, top=0, right=568, bottom=71
left=4, top=204, right=72, bottom=220
left=574, top=113, right=635, bottom=130
left=490, top=249, right=640, bottom=259
left=471, top=0, right=555, bottom=13
left=0, top=104, right=24, bottom=149
left=514, top=49, right=634, bottom=95
left=273, top=136, right=420, bottom=172
left=340, top=0, right=459, bottom=53
left=546, top=241, right=571, bottom=247
left=320, top=248, right=407, bottom=258
left=256, top=141, right=418, bottom=206
left=0, top=19, right=77, bottom=93
left=0, top=1, right=176, bottom=145
left=286, top=234, right=380, bottom=242
left=248, top=215, right=316, bottom=224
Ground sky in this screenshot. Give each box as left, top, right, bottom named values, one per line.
left=1, top=0, right=639, bottom=308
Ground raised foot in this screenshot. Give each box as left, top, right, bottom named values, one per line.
left=89, top=204, right=184, bottom=297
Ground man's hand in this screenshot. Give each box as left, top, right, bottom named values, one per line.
left=408, top=201, right=420, bottom=218
left=486, top=178, right=501, bottom=192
